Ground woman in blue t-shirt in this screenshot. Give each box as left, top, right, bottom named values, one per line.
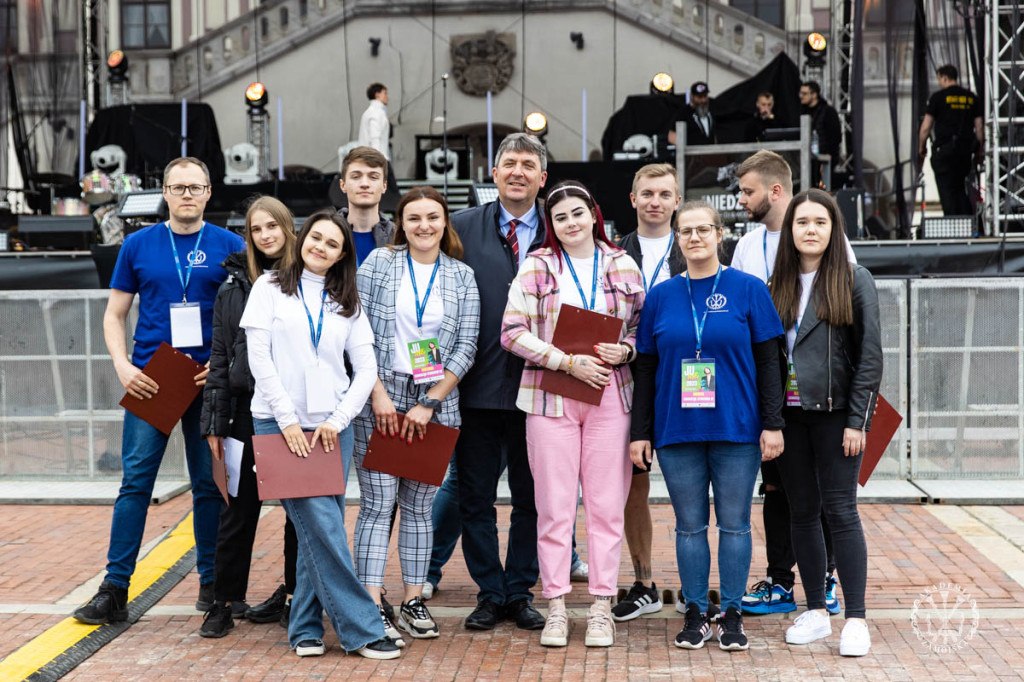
left=768, top=189, right=882, bottom=657
left=631, top=200, right=785, bottom=652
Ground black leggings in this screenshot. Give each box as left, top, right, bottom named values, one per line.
left=776, top=408, right=867, bottom=618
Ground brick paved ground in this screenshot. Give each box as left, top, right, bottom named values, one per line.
left=2, top=500, right=1023, bottom=680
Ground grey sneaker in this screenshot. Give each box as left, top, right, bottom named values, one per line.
left=398, top=596, right=439, bottom=639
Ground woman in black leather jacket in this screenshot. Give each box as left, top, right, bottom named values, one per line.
left=198, top=196, right=298, bottom=637
left=769, top=189, right=882, bottom=657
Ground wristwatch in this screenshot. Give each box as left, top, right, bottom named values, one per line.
left=417, top=394, right=442, bottom=410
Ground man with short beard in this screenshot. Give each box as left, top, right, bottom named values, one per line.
left=668, top=82, right=716, bottom=147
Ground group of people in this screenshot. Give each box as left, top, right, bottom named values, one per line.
left=71, top=134, right=882, bottom=661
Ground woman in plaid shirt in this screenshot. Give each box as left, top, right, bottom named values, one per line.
left=500, top=181, right=644, bottom=648
left=354, top=187, right=480, bottom=645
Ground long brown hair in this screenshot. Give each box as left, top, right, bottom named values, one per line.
left=392, top=186, right=464, bottom=260
left=273, top=209, right=360, bottom=318
left=770, top=188, right=853, bottom=329
left=244, top=196, right=296, bottom=283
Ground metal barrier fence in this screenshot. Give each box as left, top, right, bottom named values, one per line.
left=0, top=280, right=1021, bottom=481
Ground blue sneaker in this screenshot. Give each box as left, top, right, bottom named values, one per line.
left=740, top=580, right=797, bottom=615
left=825, top=573, right=841, bottom=615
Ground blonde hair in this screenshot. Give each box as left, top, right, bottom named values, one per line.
left=632, top=163, right=679, bottom=195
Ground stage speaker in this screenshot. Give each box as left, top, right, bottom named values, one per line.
left=922, top=215, right=975, bottom=239
left=835, top=189, right=864, bottom=240
left=17, top=215, right=94, bottom=250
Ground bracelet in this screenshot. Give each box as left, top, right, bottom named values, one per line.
left=566, top=354, right=574, bottom=373
left=620, top=342, right=635, bottom=364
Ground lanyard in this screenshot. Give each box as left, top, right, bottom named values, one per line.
left=762, top=229, right=773, bottom=281
left=563, top=247, right=600, bottom=311
left=166, top=222, right=204, bottom=303
left=642, top=237, right=674, bottom=292
left=408, top=250, right=440, bottom=329
left=297, top=280, right=327, bottom=357
left=684, top=264, right=723, bottom=360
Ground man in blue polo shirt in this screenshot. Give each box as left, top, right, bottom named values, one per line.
left=74, top=157, right=245, bottom=625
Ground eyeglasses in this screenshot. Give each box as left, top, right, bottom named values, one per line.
left=677, top=224, right=718, bottom=239
left=164, top=184, right=209, bottom=196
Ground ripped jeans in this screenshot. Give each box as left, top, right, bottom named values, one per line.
left=657, top=441, right=761, bottom=612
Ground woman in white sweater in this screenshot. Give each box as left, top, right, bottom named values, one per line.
left=240, top=209, right=399, bottom=660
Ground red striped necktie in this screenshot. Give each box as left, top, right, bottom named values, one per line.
left=507, top=219, right=520, bottom=261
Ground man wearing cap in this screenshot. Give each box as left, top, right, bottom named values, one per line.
left=668, top=82, right=716, bottom=147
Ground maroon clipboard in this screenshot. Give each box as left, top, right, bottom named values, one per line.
left=538, top=304, right=625, bottom=405
left=362, top=419, right=460, bottom=487
left=859, top=394, right=903, bottom=487
left=211, top=453, right=230, bottom=505
left=119, top=342, right=205, bottom=435
left=252, top=433, right=346, bottom=501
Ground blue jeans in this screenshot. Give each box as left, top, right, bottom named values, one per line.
left=658, top=441, right=761, bottom=612
left=105, top=398, right=220, bottom=588
left=253, top=417, right=384, bottom=651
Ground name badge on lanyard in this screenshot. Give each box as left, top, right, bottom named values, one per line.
left=407, top=251, right=444, bottom=385
left=680, top=265, right=722, bottom=408
left=786, top=361, right=801, bottom=407
left=167, top=223, right=205, bottom=348
left=298, top=281, right=336, bottom=414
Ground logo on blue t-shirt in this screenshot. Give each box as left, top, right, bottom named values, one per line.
left=707, top=293, right=728, bottom=310
left=188, top=249, right=207, bottom=266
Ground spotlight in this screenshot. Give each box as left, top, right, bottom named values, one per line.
left=224, top=143, right=262, bottom=185
left=570, top=32, right=584, bottom=50
left=650, top=72, right=674, bottom=95
left=524, top=112, right=548, bottom=136
left=244, top=81, right=268, bottom=111
left=107, top=50, right=128, bottom=83
left=369, top=37, right=381, bottom=57
left=804, top=32, right=827, bottom=68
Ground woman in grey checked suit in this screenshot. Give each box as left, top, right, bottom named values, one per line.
left=354, top=186, right=480, bottom=645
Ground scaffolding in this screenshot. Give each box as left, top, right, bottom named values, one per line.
left=985, top=0, right=1024, bottom=236
left=830, top=0, right=854, bottom=175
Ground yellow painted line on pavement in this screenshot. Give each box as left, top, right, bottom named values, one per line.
left=0, top=512, right=196, bottom=681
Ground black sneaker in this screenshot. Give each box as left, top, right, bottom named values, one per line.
left=199, top=602, right=235, bottom=638
left=72, top=581, right=128, bottom=625
left=230, top=601, right=249, bottom=619
left=356, top=637, right=401, bottom=660
left=717, top=606, right=749, bottom=650
left=196, top=582, right=215, bottom=612
left=246, top=584, right=288, bottom=623
left=611, top=581, right=663, bottom=622
left=379, top=603, right=406, bottom=648
left=674, top=603, right=712, bottom=649
left=279, top=599, right=291, bottom=629
left=295, top=638, right=326, bottom=657
left=398, top=596, right=439, bottom=639
left=380, top=593, right=397, bottom=623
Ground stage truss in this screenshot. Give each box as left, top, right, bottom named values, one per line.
left=986, top=0, right=1023, bottom=235
left=830, top=0, right=854, bottom=175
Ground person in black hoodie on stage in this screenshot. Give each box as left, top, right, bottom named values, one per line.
left=198, top=196, right=299, bottom=638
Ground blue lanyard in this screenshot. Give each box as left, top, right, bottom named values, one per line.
left=563, top=247, right=600, bottom=311
left=408, top=250, right=440, bottom=329
left=297, top=280, right=327, bottom=356
left=684, top=265, right=723, bottom=360
left=166, top=222, right=204, bottom=303
left=642, top=237, right=674, bottom=292
left=763, top=228, right=773, bottom=281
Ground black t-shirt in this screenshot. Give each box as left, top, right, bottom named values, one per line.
left=926, top=85, right=981, bottom=150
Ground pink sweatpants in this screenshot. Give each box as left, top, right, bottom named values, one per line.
left=525, top=386, right=632, bottom=598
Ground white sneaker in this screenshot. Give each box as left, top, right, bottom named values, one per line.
left=570, top=561, right=589, bottom=582
left=839, top=618, right=871, bottom=656
left=585, top=600, right=615, bottom=647
left=295, top=638, right=326, bottom=657
left=422, top=582, right=436, bottom=601
left=540, top=600, right=571, bottom=647
left=785, top=609, right=832, bottom=645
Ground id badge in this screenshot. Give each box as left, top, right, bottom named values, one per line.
left=169, top=302, right=203, bottom=348
left=681, top=359, right=715, bottom=408
left=304, top=364, right=335, bottom=414
left=408, top=337, right=445, bottom=385
left=786, top=362, right=801, bottom=407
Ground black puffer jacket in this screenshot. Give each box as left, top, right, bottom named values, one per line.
left=787, top=264, right=883, bottom=430
left=200, top=251, right=255, bottom=437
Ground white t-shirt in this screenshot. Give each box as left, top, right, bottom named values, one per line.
left=557, top=252, right=607, bottom=313
left=394, top=258, right=445, bottom=375
left=786, top=271, right=818, bottom=356
left=241, top=269, right=377, bottom=430
left=637, top=233, right=673, bottom=291
left=731, top=225, right=857, bottom=283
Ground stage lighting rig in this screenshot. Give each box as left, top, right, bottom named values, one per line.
left=525, top=112, right=548, bottom=137
left=91, top=144, right=127, bottom=176
left=804, top=33, right=827, bottom=68
left=650, top=72, right=674, bottom=95
left=224, top=143, right=263, bottom=185
left=243, top=82, right=271, bottom=180
left=107, top=51, right=128, bottom=82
